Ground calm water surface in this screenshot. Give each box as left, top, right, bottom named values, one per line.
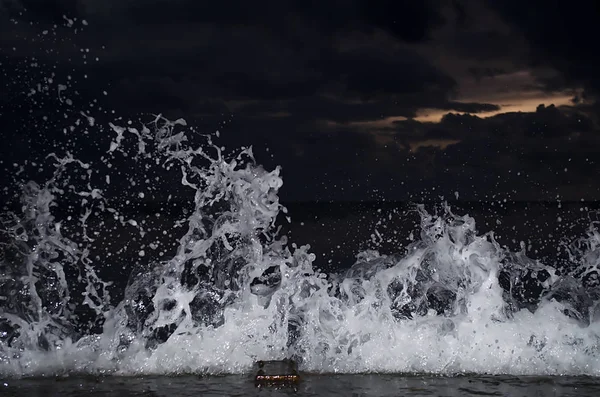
left=2, top=374, right=600, bottom=397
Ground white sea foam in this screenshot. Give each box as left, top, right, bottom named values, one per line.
left=0, top=115, right=598, bottom=378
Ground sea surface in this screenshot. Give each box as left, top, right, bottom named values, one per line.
left=3, top=374, right=600, bottom=396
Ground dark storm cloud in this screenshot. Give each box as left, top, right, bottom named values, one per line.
left=236, top=97, right=500, bottom=126
left=0, top=0, right=509, bottom=146
left=0, top=0, right=72, bottom=21
left=489, top=0, right=600, bottom=101
left=450, top=30, right=518, bottom=62
left=1, top=0, right=454, bottom=93
left=236, top=97, right=402, bottom=123
left=97, top=26, right=450, bottom=105
left=420, top=1, right=530, bottom=68
left=396, top=104, right=596, bottom=147
left=1, top=0, right=446, bottom=39
left=442, top=102, right=500, bottom=114
left=211, top=101, right=600, bottom=202
left=379, top=104, right=600, bottom=201
left=30, top=0, right=496, bottom=126
left=96, top=0, right=446, bottom=43
left=3, top=0, right=600, bottom=204
left=321, top=46, right=455, bottom=99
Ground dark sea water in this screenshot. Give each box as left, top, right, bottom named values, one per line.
left=283, top=200, right=600, bottom=272
left=78, top=199, right=599, bottom=281
left=3, top=374, right=600, bottom=397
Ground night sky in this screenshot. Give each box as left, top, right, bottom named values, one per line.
left=1, top=0, right=600, bottom=203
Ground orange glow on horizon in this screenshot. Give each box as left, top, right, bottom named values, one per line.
left=415, top=93, right=576, bottom=123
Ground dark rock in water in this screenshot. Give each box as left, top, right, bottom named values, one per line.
left=250, top=265, right=282, bottom=307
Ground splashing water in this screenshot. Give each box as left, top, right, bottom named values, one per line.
left=0, top=115, right=599, bottom=378
left=1, top=18, right=600, bottom=379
